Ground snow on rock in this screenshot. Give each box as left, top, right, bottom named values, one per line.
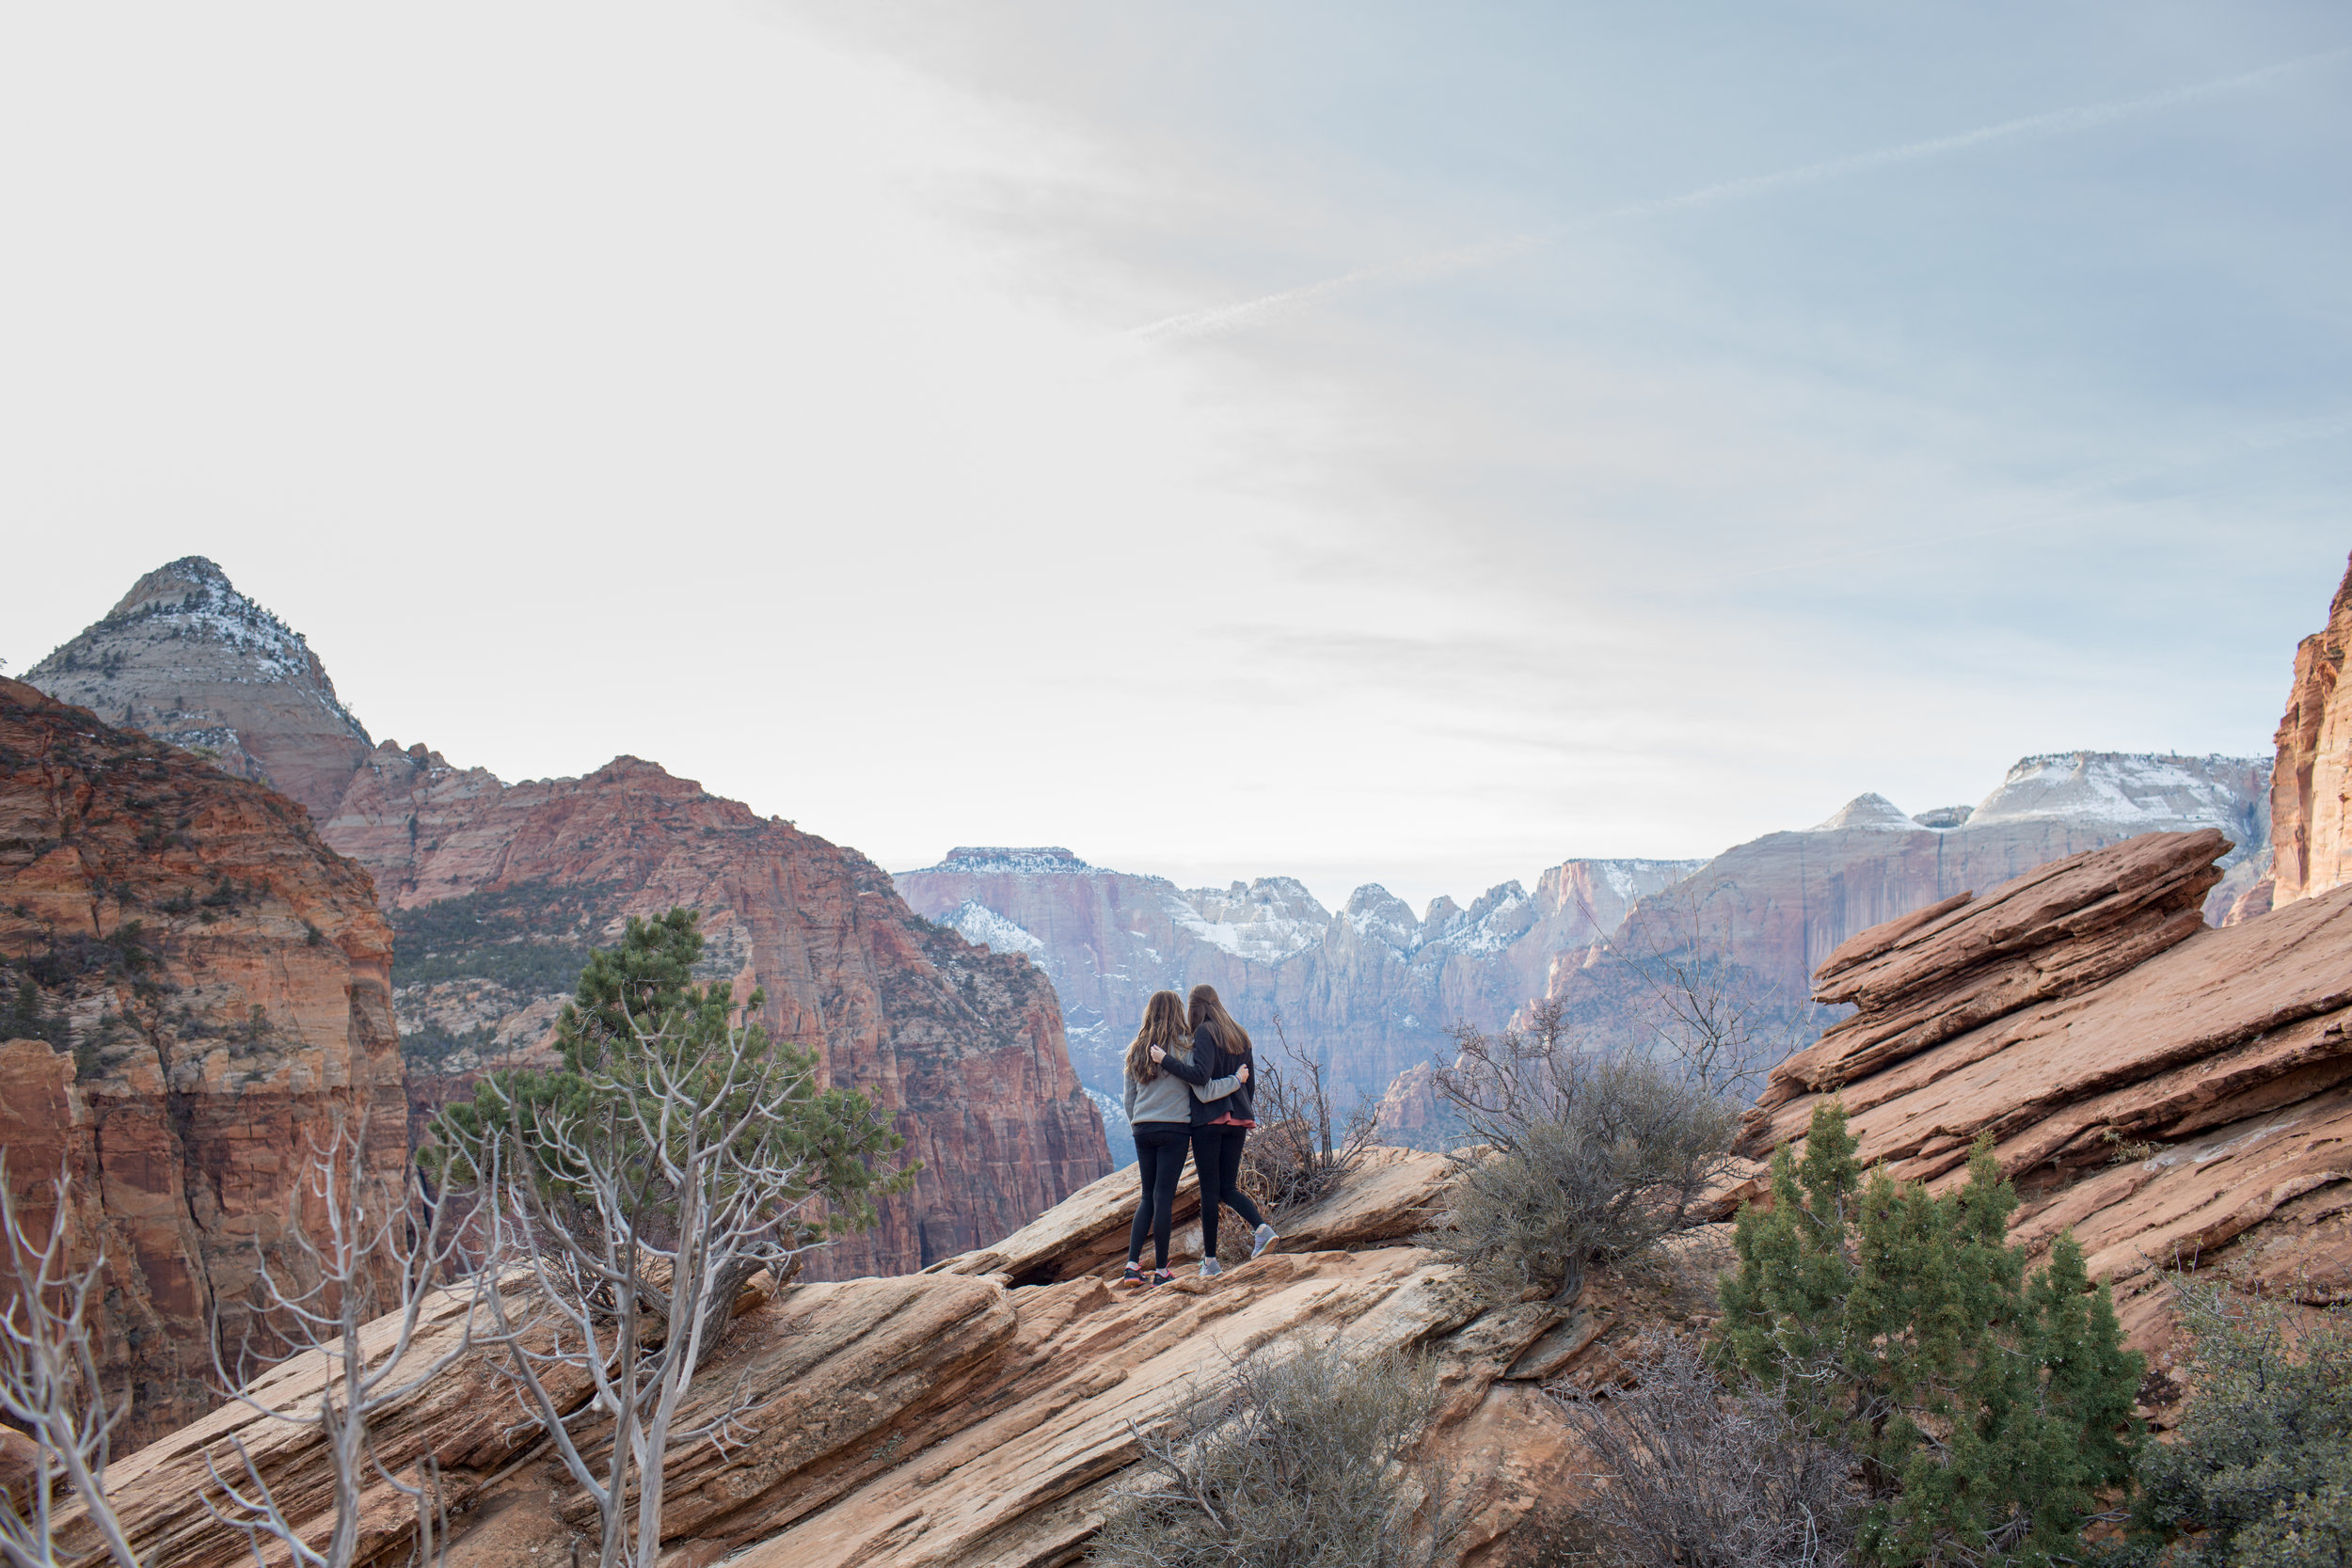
left=912, top=847, right=1097, bottom=877
left=940, top=900, right=1052, bottom=964
left=1809, top=793, right=1919, bottom=832
left=1167, top=877, right=1330, bottom=963
left=1968, top=752, right=2270, bottom=859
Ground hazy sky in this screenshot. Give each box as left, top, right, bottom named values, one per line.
left=4, top=2, right=2346, bottom=911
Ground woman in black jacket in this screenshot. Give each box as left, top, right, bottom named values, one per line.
left=1178, top=983, right=1278, bottom=1275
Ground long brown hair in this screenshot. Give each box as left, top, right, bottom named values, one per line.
left=1124, top=990, right=1191, bottom=1084
left=1186, top=984, right=1251, bottom=1060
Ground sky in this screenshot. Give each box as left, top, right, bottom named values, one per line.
left=3, top=1, right=2346, bottom=912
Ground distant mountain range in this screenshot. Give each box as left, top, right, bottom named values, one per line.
left=895, top=752, right=2272, bottom=1159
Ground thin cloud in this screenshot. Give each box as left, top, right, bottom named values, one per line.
left=1131, top=46, right=2350, bottom=342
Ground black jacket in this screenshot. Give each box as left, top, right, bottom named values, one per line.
left=1161, top=1022, right=1255, bottom=1127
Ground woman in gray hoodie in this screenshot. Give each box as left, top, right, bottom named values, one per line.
left=1121, top=990, right=1243, bottom=1286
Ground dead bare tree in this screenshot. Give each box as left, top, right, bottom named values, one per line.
left=199, top=1110, right=494, bottom=1568
left=1243, top=1012, right=1379, bottom=1217
left=465, top=1001, right=836, bottom=1568
left=0, top=1155, right=141, bottom=1568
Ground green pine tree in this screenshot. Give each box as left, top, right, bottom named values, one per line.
left=436, top=908, right=913, bottom=1291
left=1717, top=1101, right=2142, bottom=1568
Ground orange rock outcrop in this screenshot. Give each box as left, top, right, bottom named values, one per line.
left=2269, top=550, right=2352, bottom=910
left=1739, top=828, right=2352, bottom=1347
left=63, top=1149, right=1695, bottom=1568
left=0, top=678, right=406, bottom=1443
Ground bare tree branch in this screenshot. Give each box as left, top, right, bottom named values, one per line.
left=199, top=1108, right=495, bottom=1568
left=0, top=1154, right=141, bottom=1568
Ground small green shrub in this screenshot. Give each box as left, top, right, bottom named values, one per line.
left=2132, top=1276, right=2352, bottom=1568
left=1718, top=1101, right=2143, bottom=1568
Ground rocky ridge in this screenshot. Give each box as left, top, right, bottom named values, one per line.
left=24, top=558, right=374, bottom=820
left=0, top=677, right=407, bottom=1443
left=59, top=1149, right=1690, bottom=1568
left=1578, top=751, right=2270, bottom=1021
left=1738, top=828, right=2352, bottom=1345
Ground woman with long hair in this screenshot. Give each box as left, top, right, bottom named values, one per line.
left=1182, top=983, right=1277, bottom=1276
left=1120, top=990, right=1242, bottom=1287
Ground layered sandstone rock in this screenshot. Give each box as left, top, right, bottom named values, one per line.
left=895, top=847, right=1701, bottom=1119
left=2270, top=551, right=2352, bottom=909
left=24, top=558, right=374, bottom=820
left=1737, top=829, right=2352, bottom=1347
left=0, top=678, right=407, bottom=1443
left=67, top=1149, right=1704, bottom=1568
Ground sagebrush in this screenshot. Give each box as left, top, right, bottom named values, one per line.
left=1091, top=1338, right=1455, bottom=1568
left=1431, top=1004, right=1735, bottom=1301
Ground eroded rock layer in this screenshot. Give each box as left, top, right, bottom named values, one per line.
left=66, top=1150, right=1693, bottom=1568
left=0, top=678, right=406, bottom=1443
left=1738, top=829, right=2352, bottom=1348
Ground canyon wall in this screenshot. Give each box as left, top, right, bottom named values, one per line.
left=2268, top=550, right=2352, bottom=911
left=894, top=847, right=1701, bottom=1132
left=1582, top=752, right=2270, bottom=1016
left=23, top=562, right=1111, bottom=1280
left=325, top=748, right=1109, bottom=1275
left=0, top=678, right=407, bottom=1443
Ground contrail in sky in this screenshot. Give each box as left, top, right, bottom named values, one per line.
left=1129, top=46, right=2349, bottom=343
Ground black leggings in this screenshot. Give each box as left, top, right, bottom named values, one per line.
left=1127, top=1123, right=1192, bottom=1271
left=1192, top=1125, right=1265, bottom=1259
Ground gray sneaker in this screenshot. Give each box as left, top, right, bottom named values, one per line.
left=1199, top=1257, right=1223, bottom=1278
left=1250, top=1223, right=1279, bottom=1259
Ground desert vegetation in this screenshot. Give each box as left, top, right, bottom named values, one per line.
left=1430, top=996, right=1738, bottom=1303
left=1093, top=1337, right=1458, bottom=1568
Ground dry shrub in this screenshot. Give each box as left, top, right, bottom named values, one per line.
left=1432, top=1007, right=1735, bottom=1302
left=1091, top=1338, right=1456, bottom=1568
left=1554, top=1333, right=1858, bottom=1568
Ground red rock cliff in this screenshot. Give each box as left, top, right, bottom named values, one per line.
left=2270, top=551, right=2352, bottom=911
left=0, top=678, right=407, bottom=1444
left=324, top=747, right=1109, bottom=1276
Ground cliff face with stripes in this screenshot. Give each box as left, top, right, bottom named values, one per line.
left=0, top=677, right=407, bottom=1443
left=2266, top=551, right=2352, bottom=913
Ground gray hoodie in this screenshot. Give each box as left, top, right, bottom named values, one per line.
left=1124, top=1047, right=1241, bottom=1125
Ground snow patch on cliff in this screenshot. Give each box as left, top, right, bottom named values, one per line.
left=1969, top=753, right=2270, bottom=838
left=916, top=847, right=1097, bottom=876
left=1168, top=877, right=1329, bottom=962
left=1810, top=794, right=1919, bottom=832
left=940, top=900, right=1051, bottom=963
